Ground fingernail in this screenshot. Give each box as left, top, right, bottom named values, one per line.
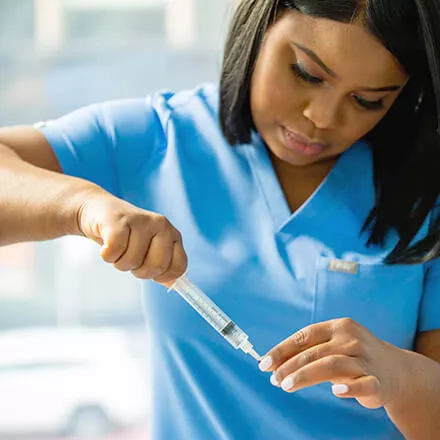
left=259, top=356, right=273, bottom=372
left=270, top=374, right=279, bottom=386
left=281, top=376, right=294, bottom=391
left=332, top=384, right=349, bottom=395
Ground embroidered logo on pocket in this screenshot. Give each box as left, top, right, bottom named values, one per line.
left=328, top=259, right=359, bottom=275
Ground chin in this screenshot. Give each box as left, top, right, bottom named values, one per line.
left=267, top=140, right=321, bottom=167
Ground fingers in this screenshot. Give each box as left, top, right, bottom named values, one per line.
left=258, top=318, right=388, bottom=409
left=271, top=342, right=335, bottom=380
left=95, top=206, right=187, bottom=284
left=153, top=240, right=188, bottom=284
left=131, top=231, right=183, bottom=282
left=332, top=376, right=380, bottom=397
left=259, top=323, right=333, bottom=372
left=267, top=353, right=383, bottom=408
left=113, top=225, right=151, bottom=271
left=273, top=355, right=367, bottom=393
left=124, top=214, right=187, bottom=283
left=99, top=223, right=130, bottom=263
left=332, top=376, right=383, bottom=409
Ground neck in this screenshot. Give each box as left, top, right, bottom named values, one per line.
left=268, top=152, right=339, bottom=213
left=269, top=151, right=338, bottom=181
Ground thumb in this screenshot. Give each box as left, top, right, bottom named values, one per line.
left=97, top=225, right=124, bottom=263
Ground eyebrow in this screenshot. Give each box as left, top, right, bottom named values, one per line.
left=291, top=42, right=403, bottom=93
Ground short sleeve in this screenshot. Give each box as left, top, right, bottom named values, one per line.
left=35, top=96, right=165, bottom=198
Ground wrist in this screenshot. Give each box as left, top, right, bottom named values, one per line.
left=62, top=181, right=107, bottom=237
left=384, top=349, right=423, bottom=413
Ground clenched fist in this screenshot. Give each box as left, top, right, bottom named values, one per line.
left=76, top=191, right=187, bottom=285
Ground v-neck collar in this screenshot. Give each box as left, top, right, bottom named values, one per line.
left=245, top=133, right=365, bottom=241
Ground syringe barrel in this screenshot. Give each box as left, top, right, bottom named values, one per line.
left=169, top=275, right=248, bottom=349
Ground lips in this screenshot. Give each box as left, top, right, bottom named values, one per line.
left=282, top=127, right=327, bottom=156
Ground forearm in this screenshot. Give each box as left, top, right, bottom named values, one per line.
left=0, top=143, right=102, bottom=245
left=385, top=350, right=440, bottom=439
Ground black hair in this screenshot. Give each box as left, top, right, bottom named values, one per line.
left=220, top=0, right=440, bottom=264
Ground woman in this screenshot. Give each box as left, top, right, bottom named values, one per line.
left=0, top=0, right=439, bottom=438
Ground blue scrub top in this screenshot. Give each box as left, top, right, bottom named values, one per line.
left=38, top=84, right=440, bottom=440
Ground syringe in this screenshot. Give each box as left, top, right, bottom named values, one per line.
left=168, top=275, right=261, bottom=361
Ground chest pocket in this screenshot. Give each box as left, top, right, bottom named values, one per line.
left=313, top=256, right=424, bottom=349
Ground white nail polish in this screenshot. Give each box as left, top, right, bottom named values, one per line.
left=281, top=376, right=294, bottom=391
left=259, top=356, right=273, bottom=371
left=332, top=384, right=349, bottom=395
left=270, top=374, right=279, bottom=386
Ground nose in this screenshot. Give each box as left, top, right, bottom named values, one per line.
left=302, top=91, right=342, bottom=130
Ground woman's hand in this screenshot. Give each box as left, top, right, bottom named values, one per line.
left=258, top=318, right=413, bottom=409
left=76, top=191, right=187, bottom=285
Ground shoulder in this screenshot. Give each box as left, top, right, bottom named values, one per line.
left=61, top=83, right=222, bottom=163
left=149, top=83, right=220, bottom=126
left=82, top=83, right=219, bottom=137
left=148, top=83, right=228, bottom=158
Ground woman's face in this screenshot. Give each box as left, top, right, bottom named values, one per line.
left=250, top=10, right=408, bottom=167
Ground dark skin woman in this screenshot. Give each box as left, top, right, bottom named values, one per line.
left=0, top=1, right=440, bottom=438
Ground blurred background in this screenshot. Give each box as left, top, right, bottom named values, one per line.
left=0, top=0, right=232, bottom=438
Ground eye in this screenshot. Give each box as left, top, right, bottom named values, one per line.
left=353, top=95, right=384, bottom=111
left=290, top=63, right=323, bottom=85
left=290, top=63, right=385, bottom=112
